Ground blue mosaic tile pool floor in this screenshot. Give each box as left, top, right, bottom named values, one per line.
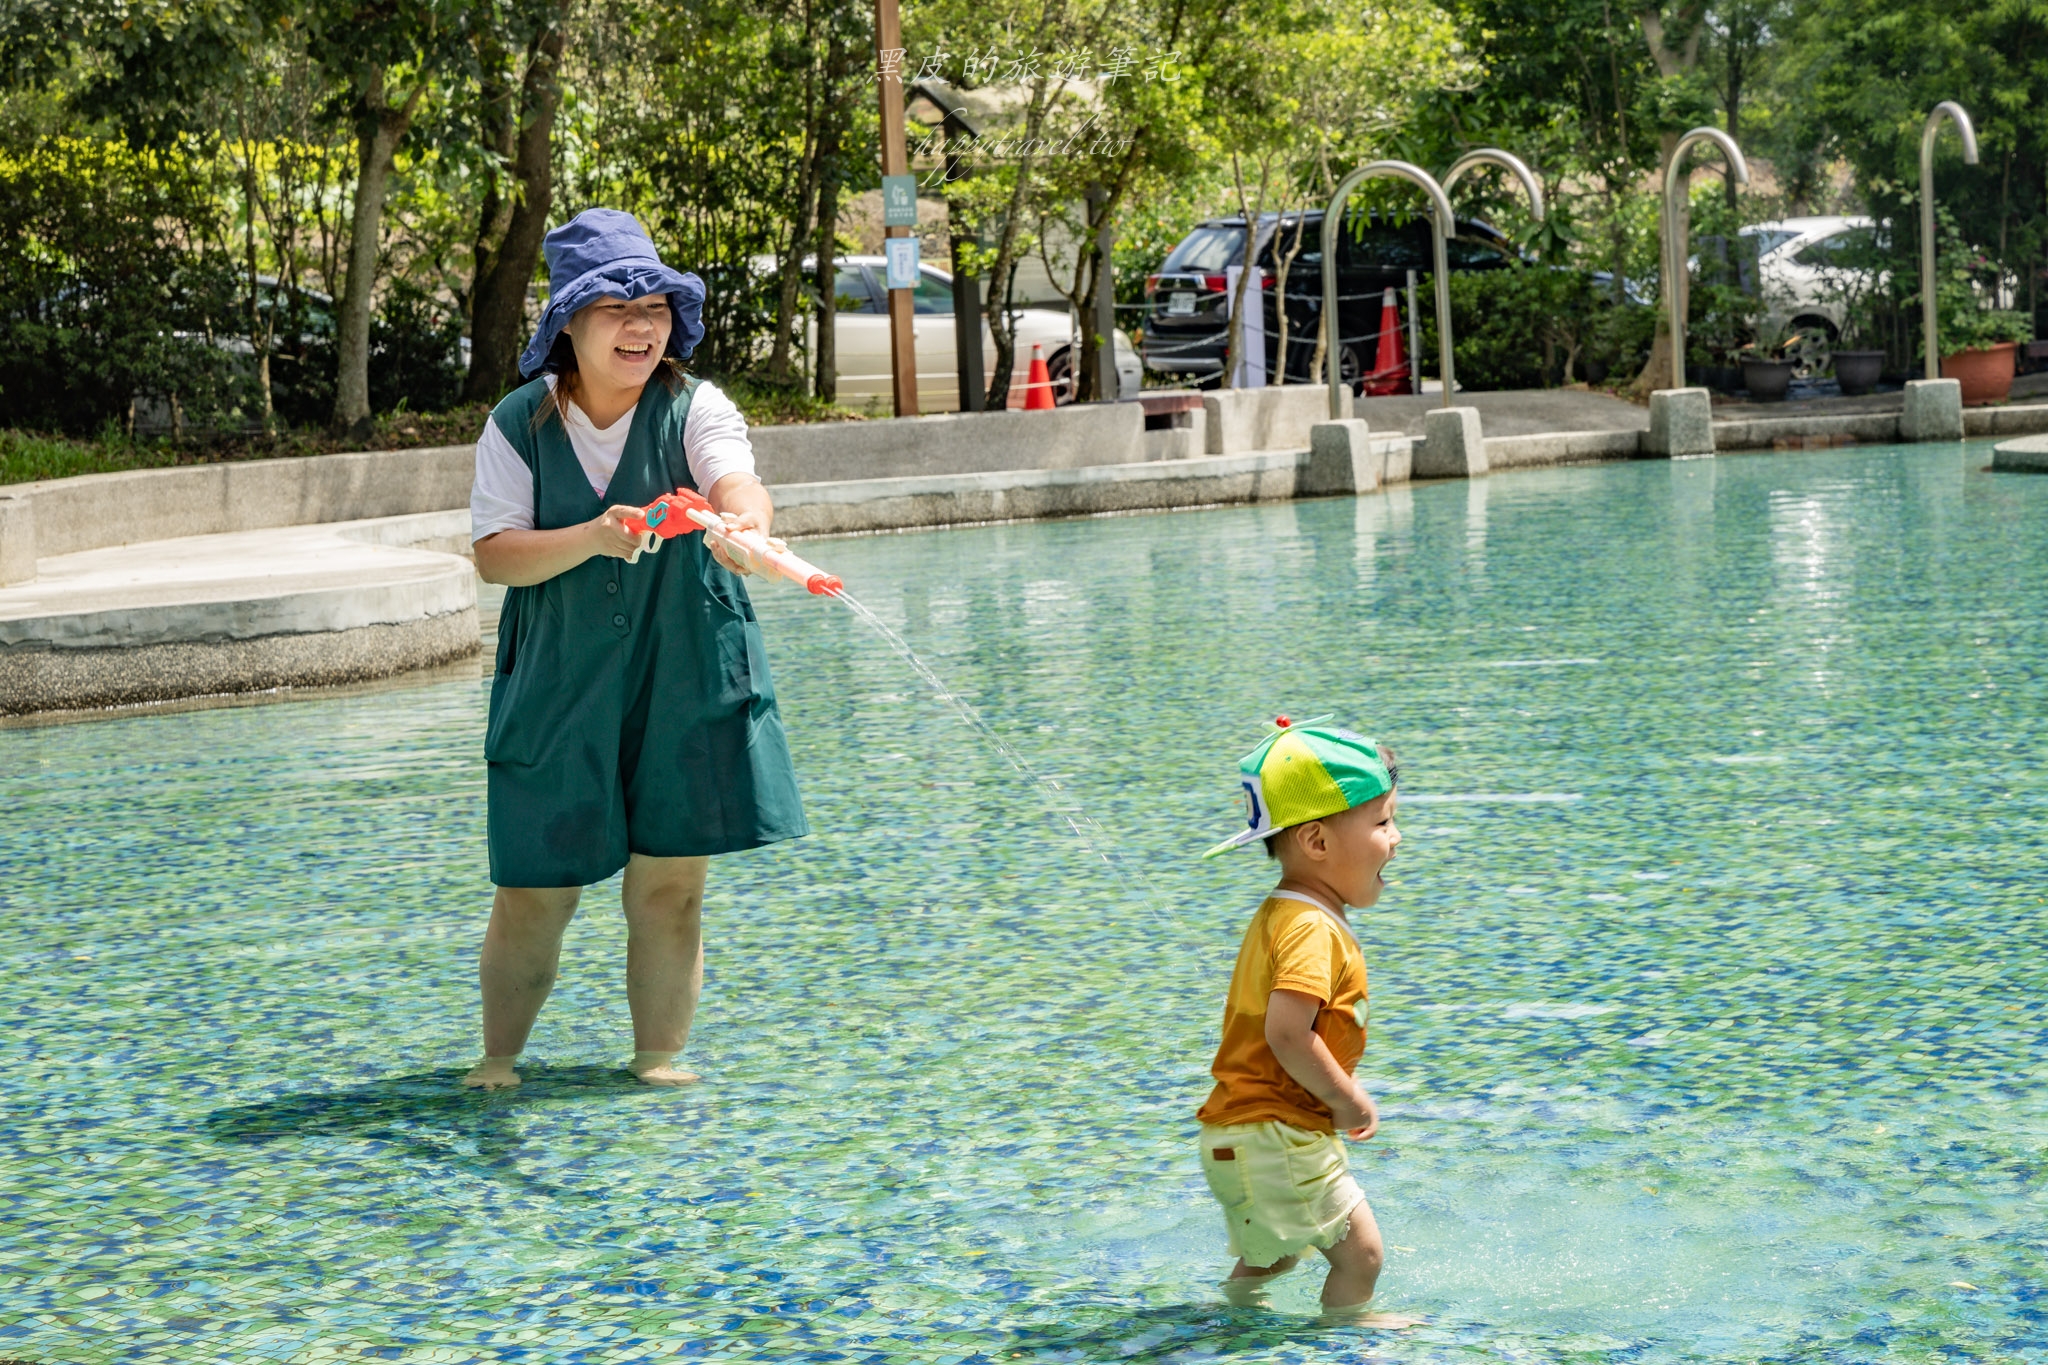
left=3, top=441, right=2045, bottom=1363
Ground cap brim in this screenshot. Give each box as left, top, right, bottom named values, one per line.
left=1201, top=825, right=1272, bottom=858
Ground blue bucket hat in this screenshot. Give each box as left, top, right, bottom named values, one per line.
left=518, top=208, right=707, bottom=381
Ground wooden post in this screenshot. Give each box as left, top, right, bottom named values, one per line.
left=875, top=0, right=918, bottom=416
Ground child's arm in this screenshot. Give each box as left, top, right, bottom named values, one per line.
left=1265, top=988, right=1380, bottom=1140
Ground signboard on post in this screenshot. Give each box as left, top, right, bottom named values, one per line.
left=885, top=237, right=921, bottom=290
left=882, top=175, right=918, bottom=228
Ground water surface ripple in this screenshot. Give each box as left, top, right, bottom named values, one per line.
left=2, top=441, right=2043, bottom=1363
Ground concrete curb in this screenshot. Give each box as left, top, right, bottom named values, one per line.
left=1484, top=429, right=1644, bottom=468
left=771, top=448, right=1328, bottom=537
left=1992, top=433, right=2048, bottom=472
left=0, top=609, right=478, bottom=716
left=21, top=445, right=476, bottom=558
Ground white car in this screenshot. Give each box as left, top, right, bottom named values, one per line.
left=1738, top=216, right=1881, bottom=373
left=803, top=256, right=1142, bottom=411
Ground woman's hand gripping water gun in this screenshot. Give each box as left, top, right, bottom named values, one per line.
left=621, top=488, right=844, bottom=595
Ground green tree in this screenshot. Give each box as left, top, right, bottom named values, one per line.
left=1792, top=0, right=2048, bottom=334
left=463, top=0, right=570, bottom=402
left=302, top=0, right=470, bottom=439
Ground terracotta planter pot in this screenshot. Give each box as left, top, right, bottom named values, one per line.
left=1833, top=350, right=1885, bottom=397
left=1741, top=358, right=1796, bottom=402
left=1941, top=342, right=2018, bottom=406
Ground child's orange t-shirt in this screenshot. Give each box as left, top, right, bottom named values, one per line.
left=1195, top=891, right=1368, bottom=1134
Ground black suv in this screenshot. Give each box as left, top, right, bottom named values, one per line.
left=1141, top=211, right=1518, bottom=388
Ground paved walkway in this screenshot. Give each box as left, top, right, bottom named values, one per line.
left=1358, top=387, right=1649, bottom=437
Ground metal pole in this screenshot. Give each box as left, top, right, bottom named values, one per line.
left=1322, top=160, right=1457, bottom=420
left=951, top=227, right=985, bottom=411
left=1438, top=149, right=1548, bottom=408
left=1920, top=101, right=1981, bottom=380
left=874, top=0, right=917, bottom=416
left=1440, top=149, right=1547, bottom=222
left=1089, top=185, right=1119, bottom=401
left=1659, top=127, right=1750, bottom=392
left=1405, top=269, right=1420, bottom=396
left=1429, top=210, right=1454, bottom=408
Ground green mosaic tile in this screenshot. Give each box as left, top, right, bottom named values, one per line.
left=2, top=441, right=2045, bottom=1364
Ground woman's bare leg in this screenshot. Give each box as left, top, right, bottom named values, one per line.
left=463, top=885, right=581, bottom=1088
left=620, top=854, right=708, bottom=1084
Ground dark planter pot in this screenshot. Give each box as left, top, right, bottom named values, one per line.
left=1834, top=350, right=1885, bottom=396
left=1941, top=342, right=2018, bottom=405
left=1741, top=359, right=1796, bottom=402
left=1698, top=364, right=1742, bottom=394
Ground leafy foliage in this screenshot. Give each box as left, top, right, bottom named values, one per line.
left=1419, top=264, right=1657, bottom=391
left=0, top=133, right=254, bottom=435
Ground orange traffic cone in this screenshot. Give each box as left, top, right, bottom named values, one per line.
left=1024, top=343, right=1056, bottom=410
left=1361, top=287, right=1410, bottom=396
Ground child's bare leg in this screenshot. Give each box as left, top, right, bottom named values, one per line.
left=620, top=854, right=707, bottom=1084
left=464, top=885, right=581, bottom=1088
left=1318, top=1202, right=1385, bottom=1310
left=1229, top=1253, right=1299, bottom=1281
left=1220, top=1253, right=1299, bottom=1306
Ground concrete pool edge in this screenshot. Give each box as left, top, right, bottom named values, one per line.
left=0, top=607, right=479, bottom=716
left=1991, top=432, right=2048, bottom=472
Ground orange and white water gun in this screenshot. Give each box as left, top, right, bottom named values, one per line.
left=621, top=487, right=843, bottom=595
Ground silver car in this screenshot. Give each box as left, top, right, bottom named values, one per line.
left=793, top=256, right=1142, bottom=411
left=1739, top=216, right=1881, bottom=374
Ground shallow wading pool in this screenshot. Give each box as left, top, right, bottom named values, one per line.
left=3, top=440, right=2045, bottom=1363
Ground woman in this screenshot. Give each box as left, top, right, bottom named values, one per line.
left=462, top=208, right=806, bottom=1089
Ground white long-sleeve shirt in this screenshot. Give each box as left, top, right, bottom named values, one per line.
left=469, top=375, right=756, bottom=542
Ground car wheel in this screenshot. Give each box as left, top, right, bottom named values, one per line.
left=1044, top=345, right=1077, bottom=404
left=1784, top=319, right=1837, bottom=380
left=1339, top=343, right=1365, bottom=395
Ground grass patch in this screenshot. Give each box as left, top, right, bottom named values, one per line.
left=1, top=406, right=495, bottom=488
left=719, top=375, right=867, bottom=426
left=0, top=429, right=184, bottom=484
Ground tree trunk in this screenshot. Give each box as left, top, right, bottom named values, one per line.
left=1071, top=159, right=1139, bottom=401
left=1224, top=150, right=1272, bottom=390
left=814, top=150, right=843, bottom=404
left=982, top=77, right=1054, bottom=410
left=1723, top=47, right=1742, bottom=212
left=465, top=11, right=567, bottom=403
left=1270, top=209, right=1309, bottom=385
left=234, top=106, right=275, bottom=434
left=1630, top=4, right=1704, bottom=400
left=332, top=66, right=423, bottom=438
left=767, top=0, right=824, bottom=387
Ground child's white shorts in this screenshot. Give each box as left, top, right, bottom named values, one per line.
left=1198, top=1120, right=1367, bottom=1267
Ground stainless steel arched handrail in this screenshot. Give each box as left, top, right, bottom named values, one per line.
left=1441, top=148, right=1547, bottom=225
left=1920, top=101, right=1981, bottom=380
left=1322, top=161, right=1457, bottom=417
left=1660, top=127, right=1750, bottom=391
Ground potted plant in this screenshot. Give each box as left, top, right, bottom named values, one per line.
left=1931, top=249, right=2034, bottom=404
left=1737, top=316, right=1797, bottom=402
left=1817, top=265, right=1886, bottom=395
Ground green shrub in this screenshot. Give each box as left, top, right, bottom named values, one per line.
left=1420, top=265, right=1654, bottom=390
left=0, top=134, right=254, bottom=436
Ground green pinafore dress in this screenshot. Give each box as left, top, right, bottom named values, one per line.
left=483, top=375, right=807, bottom=887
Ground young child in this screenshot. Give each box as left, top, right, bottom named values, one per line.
left=1196, top=718, right=1403, bottom=1316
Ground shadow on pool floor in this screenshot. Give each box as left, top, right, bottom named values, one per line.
left=200, top=1064, right=651, bottom=1196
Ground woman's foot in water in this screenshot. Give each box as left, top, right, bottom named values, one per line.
left=462, top=1056, right=522, bottom=1089
left=630, top=1050, right=700, bottom=1086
